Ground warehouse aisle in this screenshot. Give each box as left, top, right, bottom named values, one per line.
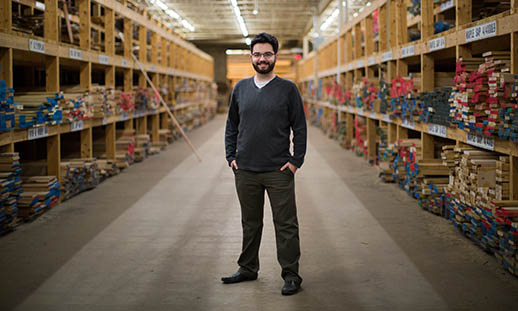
left=1, top=115, right=518, bottom=311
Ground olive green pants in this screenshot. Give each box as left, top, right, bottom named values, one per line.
left=233, top=168, right=302, bottom=284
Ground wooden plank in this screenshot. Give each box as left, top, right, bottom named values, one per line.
left=139, top=25, right=147, bottom=62
left=80, top=61, right=91, bottom=91
left=379, top=4, right=388, bottom=51
left=151, top=113, right=159, bottom=142
left=80, top=128, right=93, bottom=158
left=421, top=53, right=434, bottom=92
left=345, top=71, right=353, bottom=89
left=139, top=71, right=146, bottom=88
left=367, top=118, right=377, bottom=160
left=396, top=59, right=408, bottom=77
left=123, top=68, right=132, bottom=92
left=105, top=65, right=115, bottom=87
left=512, top=32, right=518, bottom=74
left=389, top=0, right=397, bottom=48
left=421, top=132, right=434, bottom=160
left=136, top=116, right=147, bottom=135
left=124, top=119, right=133, bottom=130
left=45, top=55, right=59, bottom=92
left=47, top=134, right=61, bottom=181
left=511, top=156, right=518, bottom=200
left=388, top=123, right=397, bottom=144
left=105, top=7, right=115, bottom=55
left=346, top=113, right=354, bottom=144
left=151, top=32, right=158, bottom=64
left=123, top=18, right=133, bottom=59
left=0, top=143, right=14, bottom=153
left=397, top=125, right=408, bottom=139
left=365, top=15, right=374, bottom=57
left=0, top=0, right=12, bottom=31
left=456, top=0, right=471, bottom=28
left=170, top=42, right=176, bottom=69
left=161, top=37, right=168, bottom=67
left=345, top=30, right=353, bottom=62
left=354, top=24, right=362, bottom=59
left=0, top=48, right=13, bottom=89
left=79, top=0, right=91, bottom=50
left=44, top=0, right=58, bottom=41
left=160, top=111, right=168, bottom=129
left=396, top=0, right=408, bottom=46
left=105, top=123, right=116, bottom=160
left=421, top=0, right=434, bottom=39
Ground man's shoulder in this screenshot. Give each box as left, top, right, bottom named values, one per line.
left=274, top=76, right=296, bottom=87
left=234, top=77, right=253, bottom=89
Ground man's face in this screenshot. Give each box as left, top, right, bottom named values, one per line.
left=251, top=43, right=277, bottom=74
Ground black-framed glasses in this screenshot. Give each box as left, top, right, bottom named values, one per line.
left=252, top=52, right=274, bottom=58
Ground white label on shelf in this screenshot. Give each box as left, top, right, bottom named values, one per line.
left=121, top=112, right=129, bottom=121
left=168, top=69, right=174, bottom=75
left=382, top=114, right=391, bottom=123
left=102, top=117, right=107, bottom=125
left=347, top=63, right=353, bottom=71
left=465, top=21, right=497, bottom=43
left=28, top=126, right=49, bottom=140
left=440, top=0, right=454, bottom=12
left=98, top=55, right=109, bottom=65
left=150, top=109, right=157, bottom=115
left=381, top=51, right=393, bottom=62
left=466, top=133, right=495, bottom=151
left=121, top=59, right=127, bottom=67
left=71, top=120, right=84, bottom=132
left=402, top=119, right=415, bottom=129
left=356, top=60, right=364, bottom=68
left=401, top=45, right=415, bottom=58
left=357, top=108, right=364, bottom=116
left=347, top=106, right=354, bottom=113
left=149, top=65, right=156, bottom=72
left=370, top=112, right=377, bottom=119
left=368, top=57, right=376, bottom=66
left=429, top=37, right=446, bottom=52
left=428, top=124, right=447, bottom=138
left=29, top=39, right=45, bottom=54
left=69, top=48, right=83, bottom=60
left=35, top=1, right=45, bottom=10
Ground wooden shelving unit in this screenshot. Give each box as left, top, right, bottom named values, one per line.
left=297, top=0, right=518, bottom=275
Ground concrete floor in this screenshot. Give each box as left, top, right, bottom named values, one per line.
left=1, top=115, right=518, bottom=311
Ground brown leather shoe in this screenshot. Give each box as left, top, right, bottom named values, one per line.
left=221, top=271, right=258, bottom=284
left=281, top=280, right=300, bottom=295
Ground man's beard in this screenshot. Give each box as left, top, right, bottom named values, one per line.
left=253, top=60, right=276, bottom=74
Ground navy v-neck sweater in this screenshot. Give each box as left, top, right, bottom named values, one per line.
left=225, top=76, right=307, bottom=172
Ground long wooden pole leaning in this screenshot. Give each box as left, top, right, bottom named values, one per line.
left=118, top=32, right=202, bottom=162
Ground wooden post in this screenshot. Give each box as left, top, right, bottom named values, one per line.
left=123, top=18, right=132, bottom=59
left=0, top=143, right=14, bottom=153
left=136, top=117, right=147, bottom=135
left=46, top=56, right=59, bottom=92
left=80, top=128, right=93, bottom=158
left=396, top=125, right=408, bottom=139
left=161, top=37, right=168, bottom=67
left=139, top=25, right=147, bottom=62
left=170, top=43, right=176, bottom=69
left=106, top=66, right=115, bottom=87
left=1, top=0, right=12, bottom=31
left=123, top=68, right=133, bottom=92
left=389, top=0, right=397, bottom=48
left=354, top=24, right=362, bottom=59
left=346, top=113, right=354, bottom=146
left=396, top=59, right=408, bottom=77
left=396, top=0, right=408, bottom=46
left=0, top=48, right=13, bottom=89
left=367, top=118, right=377, bottom=161
left=345, top=71, right=353, bottom=90
left=421, top=133, right=434, bottom=160
left=379, top=4, right=387, bottom=52
left=345, top=30, right=353, bottom=63
left=388, top=60, right=397, bottom=80
left=152, top=114, right=159, bottom=142
left=388, top=123, right=397, bottom=144
left=512, top=32, right=518, bottom=74
left=47, top=135, right=61, bottom=181
left=511, top=157, right=518, bottom=200
left=105, top=8, right=115, bottom=55
left=124, top=119, right=133, bottom=131
left=80, top=62, right=91, bottom=91
left=105, top=123, right=116, bottom=160
left=365, top=16, right=374, bottom=57
left=79, top=0, right=90, bottom=50
left=456, top=0, right=472, bottom=28
left=44, top=0, right=58, bottom=41
left=139, top=72, right=147, bottom=88
left=160, top=112, right=169, bottom=129
left=421, top=0, right=434, bottom=39
left=421, top=54, right=434, bottom=92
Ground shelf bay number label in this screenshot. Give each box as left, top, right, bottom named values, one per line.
left=69, top=48, right=83, bottom=60
left=35, top=1, right=45, bottom=10
left=149, top=65, right=156, bottom=72
left=368, top=57, right=376, bottom=66
left=466, top=133, right=494, bottom=151
left=28, top=126, right=49, bottom=140
left=357, top=108, right=364, bottom=116
left=98, top=55, right=109, bottom=65
left=356, top=60, right=364, bottom=68
left=401, top=45, right=415, bottom=58
left=440, top=0, right=454, bottom=12
left=102, top=117, right=107, bottom=125
left=465, top=21, right=497, bottom=43
left=428, top=124, right=447, bottom=138
left=381, top=51, right=393, bottom=62
left=402, top=119, right=415, bottom=129
left=347, top=63, right=353, bottom=71
left=347, top=106, right=354, bottom=113
left=429, top=37, right=445, bottom=52
left=120, top=112, right=129, bottom=121
left=382, top=114, right=391, bottom=123
left=29, top=39, right=45, bottom=54
left=370, top=112, right=377, bottom=119
left=122, top=59, right=127, bottom=67
left=71, top=120, right=84, bottom=132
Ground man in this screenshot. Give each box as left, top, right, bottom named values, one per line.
left=222, top=33, right=307, bottom=296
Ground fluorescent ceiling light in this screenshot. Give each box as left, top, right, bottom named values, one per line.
left=229, top=0, right=248, bottom=37
left=320, top=8, right=339, bottom=31
left=155, top=0, right=168, bottom=11
left=166, top=9, right=180, bottom=20
left=182, top=19, right=195, bottom=32
left=245, top=37, right=251, bottom=45
left=226, top=49, right=248, bottom=55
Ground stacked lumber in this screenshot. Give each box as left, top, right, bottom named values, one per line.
left=497, top=73, right=518, bottom=142
left=134, top=134, right=151, bottom=162
left=0, top=80, right=17, bottom=132
left=375, top=123, right=388, bottom=166
left=60, top=159, right=101, bottom=200
left=390, top=139, right=422, bottom=194
left=352, top=116, right=367, bottom=157
left=158, top=129, right=173, bottom=145
left=134, top=87, right=159, bottom=111
left=96, top=159, right=120, bottom=181
left=491, top=200, right=518, bottom=276
left=0, top=153, right=22, bottom=234
left=61, top=92, right=94, bottom=122
left=418, top=176, right=449, bottom=216
left=390, top=76, right=419, bottom=120
left=378, top=75, right=390, bottom=113
left=18, top=176, right=60, bottom=219
left=378, top=141, right=395, bottom=182
left=115, top=129, right=135, bottom=168
left=419, top=87, right=452, bottom=126
left=12, top=15, right=44, bottom=36
left=496, top=156, right=510, bottom=201
left=14, top=92, right=64, bottom=128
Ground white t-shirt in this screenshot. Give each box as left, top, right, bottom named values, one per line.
left=254, top=75, right=276, bottom=89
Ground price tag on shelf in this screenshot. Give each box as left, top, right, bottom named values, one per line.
left=69, top=48, right=83, bottom=60
left=28, top=126, right=49, bottom=140
left=401, top=45, right=415, bottom=58
left=428, top=37, right=446, bottom=52
left=356, top=60, right=364, bottom=68
left=381, top=51, right=393, bottom=62
left=29, top=39, right=45, bottom=54
left=465, top=21, right=497, bottom=43
left=35, top=1, right=45, bottom=10
left=440, top=0, right=454, bottom=11
left=368, top=57, right=376, bottom=66
left=150, top=109, right=157, bottom=115
left=347, top=106, right=354, bottom=113
left=357, top=108, right=364, bottom=116
left=120, top=112, right=129, bottom=121
left=466, top=133, right=494, bottom=151
left=98, top=55, right=109, bottom=65
left=102, top=117, right=107, bottom=125
left=347, top=63, right=353, bottom=71
left=402, top=119, right=415, bottom=129
left=121, top=59, right=127, bottom=67
left=71, top=120, right=84, bottom=132
left=382, top=114, right=391, bottom=123
left=428, top=124, right=447, bottom=138
left=149, top=65, right=156, bottom=72
left=168, top=69, right=174, bottom=75
left=370, top=112, right=377, bottom=119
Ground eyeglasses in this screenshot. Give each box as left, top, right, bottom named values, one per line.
left=252, top=52, right=275, bottom=58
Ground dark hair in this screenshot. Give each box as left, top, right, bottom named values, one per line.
left=251, top=33, right=279, bottom=54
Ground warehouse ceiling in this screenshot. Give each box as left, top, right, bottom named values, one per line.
left=141, top=0, right=372, bottom=49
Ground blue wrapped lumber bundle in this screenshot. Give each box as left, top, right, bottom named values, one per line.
left=418, top=87, right=452, bottom=126
left=0, top=153, right=23, bottom=235
left=0, top=80, right=18, bottom=132
left=14, top=93, right=63, bottom=128
left=18, top=176, right=60, bottom=219
left=60, top=159, right=100, bottom=201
